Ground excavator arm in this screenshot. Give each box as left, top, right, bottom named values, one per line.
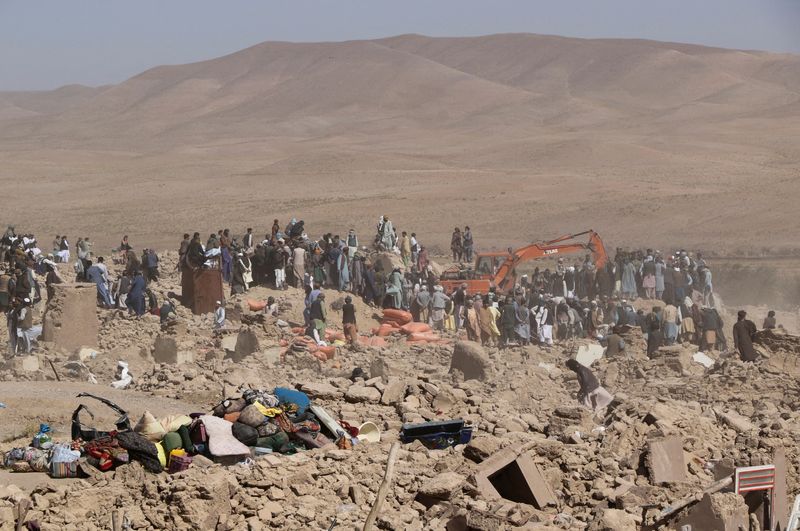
left=494, top=230, right=608, bottom=293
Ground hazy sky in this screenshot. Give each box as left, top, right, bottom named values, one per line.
left=1, top=0, right=799, bottom=91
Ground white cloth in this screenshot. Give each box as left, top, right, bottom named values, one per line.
left=539, top=324, right=553, bottom=346
left=214, top=307, right=226, bottom=329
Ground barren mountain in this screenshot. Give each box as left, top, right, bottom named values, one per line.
left=0, top=33, right=798, bottom=258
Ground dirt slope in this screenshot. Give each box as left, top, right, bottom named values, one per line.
left=0, top=33, right=797, bottom=256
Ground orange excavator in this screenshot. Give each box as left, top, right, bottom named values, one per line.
left=439, top=230, right=608, bottom=295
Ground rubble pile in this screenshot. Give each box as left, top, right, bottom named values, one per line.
left=2, top=253, right=800, bottom=529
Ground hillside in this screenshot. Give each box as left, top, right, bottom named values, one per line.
left=0, top=33, right=798, bottom=255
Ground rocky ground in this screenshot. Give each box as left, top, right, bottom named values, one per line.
left=1, top=254, right=799, bottom=530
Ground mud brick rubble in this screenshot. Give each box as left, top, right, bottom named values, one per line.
left=2, top=252, right=799, bottom=530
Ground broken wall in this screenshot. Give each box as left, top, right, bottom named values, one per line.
left=41, top=283, right=99, bottom=352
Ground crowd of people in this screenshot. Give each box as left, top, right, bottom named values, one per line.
left=0, top=221, right=782, bottom=365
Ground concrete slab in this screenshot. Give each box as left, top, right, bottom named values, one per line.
left=671, top=492, right=748, bottom=531
left=41, top=283, right=99, bottom=352
left=692, top=351, right=715, bottom=368
left=647, top=436, right=686, bottom=484
left=472, top=444, right=556, bottom=509
left=715, top=409, right=757, bottom=433
left=576, top=344, right=604, bottom=367
left=774, top=447, right=788, bottom=531
left=152, top=335, right=178, bottom=364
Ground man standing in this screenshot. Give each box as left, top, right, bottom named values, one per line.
left=292, top=245, right=306, bottom=288
left=7, top=298, right=20, bottom=355
left=144, top=249, right=159, bottom=283
left=462, top=226, right=474, bottom=263
left=214, top=300, right=226, bottom=330
left=400, top=232, right=412, bottom=268
left=733, top=310, right=758, bottom=362
left=18, top=296, right=37, bottom=353
left=450, top=228, right=463, bottom=262
left=387, top=268, right=403, bottom=309
left=243, top=228, right=254, bottom=251
left=220, top=229, right=233, bottom=283
left=0, top=266, right=10, bottom=313
left=410, top=233, right=420, bottom=269
left=430, top=285, right=450, bottom=331
left=274, top=239, right=288, bottom=289
left=453, top=284, right=467, bottom=331
left=309, top=292, right=327, bottom=345
left=415, top=285, right=431, bottom=323
left=127, top=270, right=146, bottom=317
left=86, top=257, right=113, bottom=308
left=534, top=298, right=554, bottom=347
left=346, top=230, right=359, bottom=262
left=342, top=296, right=358, bottom=346
left=500, top=296, right=516, bottom=347
left=662, top=300, right=679, bottom=345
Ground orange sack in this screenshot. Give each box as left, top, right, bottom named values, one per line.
left=382, top=309, right=412, bottom=326
left=376, top=323, right=400, bottom=337
left=407, top=332, right=442, bottom=342
left=399, top=322, right=432, bottom=335
left=361, top=336, right=387, bottom=347
left=310, top=345, right=336, bottom=360
left=324, top=329, right=345, bottom=342
left=248, top=299, right=267, bottom=311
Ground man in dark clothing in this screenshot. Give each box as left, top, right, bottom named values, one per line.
left=565, top=358, right=599, bottom=395
left=243, top=228, right=254, bottom=250
left=733, top=310, right=758, bottom=362
left=342, top=296, right=358, bottom=346
left=178, top=233, right=191, bottom=269
left=645, top=307, right=663, bottom=357
left=453, top=284, right=467, bottom=330
left=308, top=292, right=327, bottom=344
left=602, top=331, right=626, bottom=357
left=143, top=249, right=159, bottom=283
left=565, top=359, right=614, bottom=413
left=500, top=296, right=517, bottom=347
left=186, top=233, right=205, bottom=269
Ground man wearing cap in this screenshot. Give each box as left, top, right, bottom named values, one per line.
left=430, top=285, right=450, bottom=331
left=733, top=310, right=758, bottom=362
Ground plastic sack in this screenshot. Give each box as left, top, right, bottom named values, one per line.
left=50, top=443, right=81, bottom=464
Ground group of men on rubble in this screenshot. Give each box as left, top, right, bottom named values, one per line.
left=0, top=225, right=167, bottom=356
left=0, top=218, right=781, bottom=369
left=177, top=216, right=439, bottom=316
